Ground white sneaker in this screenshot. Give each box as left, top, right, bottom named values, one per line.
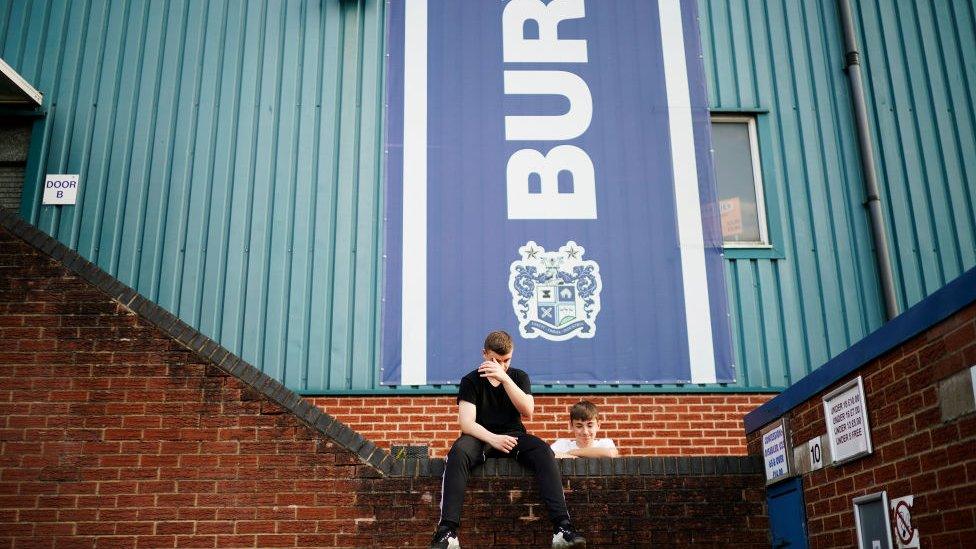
left=552, top=523, right=586, bottom=548
left=430, top=527, right=460, bottom=549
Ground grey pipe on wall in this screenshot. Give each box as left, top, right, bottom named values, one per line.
left=837, top=0, right=900, bottom=321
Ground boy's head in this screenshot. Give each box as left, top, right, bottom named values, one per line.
left=568, top=401, right=601, bottom=447
left=482, top=330, right=514, bottom=369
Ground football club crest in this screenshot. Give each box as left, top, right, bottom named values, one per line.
left=509, top=241, right=602, bottom=341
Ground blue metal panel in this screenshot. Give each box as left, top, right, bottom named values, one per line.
left=768, top=477, right=809, bottom=549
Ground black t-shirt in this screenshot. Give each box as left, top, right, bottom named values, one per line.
left=457, top=367, right=532, bottom=434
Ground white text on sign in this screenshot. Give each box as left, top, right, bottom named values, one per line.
left=503, top=0, right=597, bottom=220
left=822, top=377, right=873, bottom=463
left=761, top=421, right=790, bottom=483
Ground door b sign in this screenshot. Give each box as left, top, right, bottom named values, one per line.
left=42, top=174, right=80, bottom=205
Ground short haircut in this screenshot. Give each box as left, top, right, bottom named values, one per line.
left=483, top=330, right=514, bottom=354
left=569, top=400, right=599, bottom=422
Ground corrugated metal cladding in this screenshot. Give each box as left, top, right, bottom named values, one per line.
left=699, top=0, right=976, bottom=389
left=2, top=0, right=385, bottom=392
left=2, top=1, right=974, bottom=393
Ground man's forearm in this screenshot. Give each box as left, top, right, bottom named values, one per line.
left=567, top=446, right=619, bottom=458
left=460, top=419, right=497, bottom=444
left=502, top=379, right=534, bottom=418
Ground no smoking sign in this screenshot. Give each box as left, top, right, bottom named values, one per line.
left=889, top=495, right=918, bottom=548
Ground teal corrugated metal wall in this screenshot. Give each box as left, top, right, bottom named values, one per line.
left=1, top=0, right=386, bottom=391
left=700, top=0, right=885, bottom=388
left=699, top=0, right=976, bottom=388
left=852, top=0, right=976, bottom=304
left=2, top=0, right=974, bottom=392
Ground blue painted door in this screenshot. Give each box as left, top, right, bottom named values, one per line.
left=767, top=477, right=808, bottom=548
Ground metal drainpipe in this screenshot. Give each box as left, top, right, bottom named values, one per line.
left=837, top=0, right=900, bottom=320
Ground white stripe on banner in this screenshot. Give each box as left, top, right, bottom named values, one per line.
left=659, top=0, right=717, bottom=383
left=401, top=0, right=428, bottom=385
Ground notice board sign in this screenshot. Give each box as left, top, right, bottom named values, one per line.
left=760, top=417, right=792, bottom=485
left=823, top=376, right=873, bottom=465
left=381, top=0, right=734, bottom=386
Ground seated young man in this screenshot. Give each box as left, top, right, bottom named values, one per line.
left=430, top=331, right=586, bottom=549
left=551, top=401, right=619, bottom=459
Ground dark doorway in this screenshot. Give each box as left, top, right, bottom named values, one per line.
left=767, top=476, right=808, bottom=548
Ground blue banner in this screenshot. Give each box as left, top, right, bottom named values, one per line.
left=382, top=0, right=734, bottom=385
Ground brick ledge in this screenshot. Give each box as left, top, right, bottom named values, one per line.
left=390, top=455, right=762, bottom=478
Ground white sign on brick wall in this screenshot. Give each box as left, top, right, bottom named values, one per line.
left=807, top=435, right=824, bottom=470
left=822, top=376, right=873, bottom=465
left=890, top=495, right=919, bottom=548
left=42, top=174, right=79, bottom=205
left=761, top=417, right=792, bottom=484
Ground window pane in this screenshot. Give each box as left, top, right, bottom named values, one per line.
left=712, top=121, right=764, bottom=244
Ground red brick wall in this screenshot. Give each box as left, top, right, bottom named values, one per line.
left=310, top=394, right=772, bottom=458
left=748, top=301, right=976, bottom=548
left=0, top=219, right=771, bottom=547
left=0, top=225, right=377, bottom=547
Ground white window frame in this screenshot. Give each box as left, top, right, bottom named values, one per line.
left=712, top=115, right=770, bottom=248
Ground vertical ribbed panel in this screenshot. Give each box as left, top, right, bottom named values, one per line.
left=700, top=0, right=976, bottom=387
left=2, top=0, right=385, bottom=391
left=853, top=0, right=976, bottom=303
left=3, top=1, right=973, bottom=391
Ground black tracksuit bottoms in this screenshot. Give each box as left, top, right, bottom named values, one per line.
left=438, top=432, right=570, bottom=530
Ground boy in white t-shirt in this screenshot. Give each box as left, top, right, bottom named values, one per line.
left=550, top=401, right=619, bottom=458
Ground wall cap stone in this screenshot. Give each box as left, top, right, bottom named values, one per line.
left=387, top=455, right=762, bottom=478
